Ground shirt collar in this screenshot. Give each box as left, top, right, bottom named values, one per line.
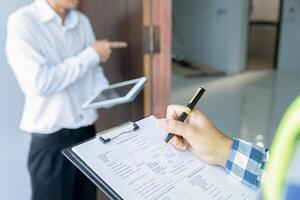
left=35, top=0, right=78, bottom=29
left=64, top=10, right=79, bottom=30
left=35, top=0, right=56, bottom=23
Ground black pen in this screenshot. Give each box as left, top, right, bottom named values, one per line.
left=160, top=87, right=206, bottom=148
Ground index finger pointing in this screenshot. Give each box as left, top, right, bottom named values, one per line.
left=109, top=41, right=128, bottom=48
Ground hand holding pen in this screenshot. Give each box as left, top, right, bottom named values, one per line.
left=158, top=88, right=233, bottom=168
left=160, top=87, right=205, bottom=148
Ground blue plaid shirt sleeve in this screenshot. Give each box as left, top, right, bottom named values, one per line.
left=225, top=138, right=269, bottom=190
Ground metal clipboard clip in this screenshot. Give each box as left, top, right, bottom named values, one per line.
left=98, top=121, right=139, bottom=144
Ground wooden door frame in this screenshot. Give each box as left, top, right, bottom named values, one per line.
left=143, top=0, right=153, bottom=116
left=143, top=0, right=172, bottom=118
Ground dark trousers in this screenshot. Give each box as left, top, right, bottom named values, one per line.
left=28, top=125, right=96, bottom=200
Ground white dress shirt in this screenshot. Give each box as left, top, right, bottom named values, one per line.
left=6, top=0, right=109, bottom=134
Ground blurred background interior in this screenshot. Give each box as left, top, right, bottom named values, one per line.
left=1, top=0, right=300, bottom=199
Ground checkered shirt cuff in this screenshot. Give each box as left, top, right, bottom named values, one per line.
left=225, top=138, right=268, bottom=190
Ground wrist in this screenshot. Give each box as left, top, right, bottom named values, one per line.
left=217, top=135, right=233, bottom=168
left=79, top=47, right=100, bottom=68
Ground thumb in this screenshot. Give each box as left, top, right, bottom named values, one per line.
left=157, top=119, right=195, bottom=140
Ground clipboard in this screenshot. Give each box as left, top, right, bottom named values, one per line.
left=62, top=116, right=258, bottom=200
left=62, top=121, right=138, bottom=200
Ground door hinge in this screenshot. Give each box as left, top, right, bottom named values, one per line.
left=144, top=25, right=160, bottom=54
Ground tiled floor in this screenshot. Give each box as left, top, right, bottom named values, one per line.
left=171, top=69, right=300, bottom=148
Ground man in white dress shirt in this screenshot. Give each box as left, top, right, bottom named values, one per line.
left=6, top=0, right=126, bottom=199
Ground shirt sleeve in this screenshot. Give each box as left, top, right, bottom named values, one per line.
left=225, top=138, right=269, bottom=190
left=5, top=14, right=100, bottom=97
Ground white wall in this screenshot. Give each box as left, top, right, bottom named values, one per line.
left=251, top=0, right=280, bottom=22
left=278, top=0, right=300, bottom=71
left=172, top=0, right=249, bottom=74
left=0, top=1, right=32, bottom=200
